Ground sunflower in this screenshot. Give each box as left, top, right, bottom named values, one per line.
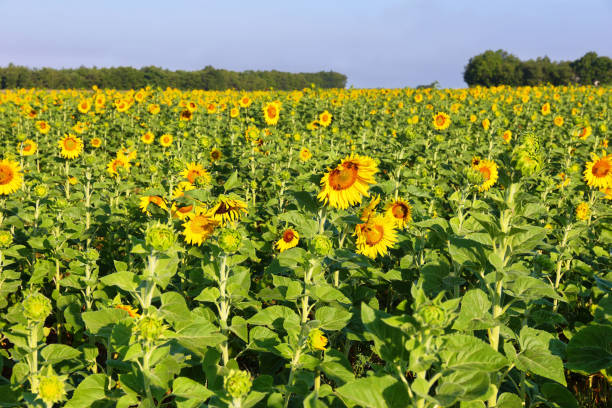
left=432, top=112, right=450, bottom=130
left=263, top=102, right=280, bottom=126
left=107, top=157, right=131, bottom=177
left=600, top=186, right=612, bottom=200
left=541, top=102, right=551, bottom=115
left=141, top=131, right=154, bottom=145
left=182, top=207, right=218, bottom=246
left=502, top=130, right=512, bottom=144
left=354, top=214, right=398, bottom=259
left=299, top=147, right=312, bottom=162
left=319, top=111, right=332, bottom=127
left=180, top=109, right=193, bottom=121
left=583, top=153, right=612, bottom=189
left=181, top=163, right=211, bottom=184
left=239, top=96, right=252, bottom=108
left=384, top=198, right=412, bottom=228
left=148, top=104, right=160, bottom=114
left=0, top=159, right=23, bottom=195
left=471, top=156, right=481, bottom=168
left=574, top=125, right=592, bottom=140
left=210, top=148, right=222, bottom=162
left=360, top=194, right=380, bottom=222
left=575, top=202, right=590, bottom=221
left=474, top=159, right=499, bottom=192
left=77, top=99, right=91, bottom=114
left=482, top=118, right=490, bottom=131
left=20, top=139, right=37, bottom=156
left=317, top=154, right=378, bottom=209
left=209, top=196, right=248, bottom=226
left=172, top=181, right=195, bottom=199
left=58, top=134, right=83, bottom=159
left=36, top=120, right=50, bottom=134
left=230, top=107, right=239, bottom=118
left=160, top=134, right=173, bottom=147
left=91, top=137, right=102, bottom=148
left=206, top=103, right=216, bottom=114
left=276, top=228, right=299, bottom=252
left=115, top=304, right=140, bottom=318
left=139, top=195, right=168, bottom=215
left=553, top=116, right=564, bottom=127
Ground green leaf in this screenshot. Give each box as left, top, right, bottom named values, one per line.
left=82, top=308, right=129, bottom=338
left=320, top=349, right=354, bottom=386
left=65, top=374, right=108, bottom=408
left=440, top=334, right=507, bottom=372
left=496, top=392, right=523, bottom=408
left=510, top=226, right=546, bottom=254
left=448, top=237, right=484, bottom=267
left=172, top=320, right=226, bottom=356
left=230, top=316, right=248, bottom=342
left=315, top=306, right=352, bottom=331
left=541, top=382, right=579, bottom=408
left=361, top=303, right=410, bottom=362
left=453, top=289, right=496, bottom=331
left=515, top=336, right=566, bottom=386
left=194, top=287, right=220, bottom=303
left=566, top=324, right=612, bottom=374
left=100, top=271, right=140, bottom=292
left=248, top=305, right=300, bottom=331
left=223, top=171, right=240, bottom=192
left=160, top=292, right=192, bottom=327
left=336, top=374, right=410, bottom=408
left=41, top=344, right=82, bottom=365
left=505, top=276, right=562, bottom=301
left=311, top=284, right=351, bottom=304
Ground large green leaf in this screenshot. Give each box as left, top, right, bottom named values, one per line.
left=336, top=374, right=410, bottom=408
left=99, top=271, right=140, bottom=292
left=315, top=306, right=352, bottom=331
left=361, top=303, right=410, bottom=362
left=566, top=324, right=612, bottom=374
left=82, top=308, right=129, bottom=338
left=452, top=289, right=496, bottom=331
left=248, top=305, right=300, bottom=331
left=41, top=344, right=82, bottom=365
left=440, top=334, right=507, bottom=372
left=514, top=327, right=566, bottom=386
left=540, top=383, right=579, bottom=408
left=65, top=374, right=108, bottom=408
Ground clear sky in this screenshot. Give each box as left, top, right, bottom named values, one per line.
left=1, top=0, right=611, bottom=88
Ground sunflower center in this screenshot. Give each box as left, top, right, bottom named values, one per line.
left=435, top=115, right=445, bottom=126
left=215, top=202, right=229, bottom=215
left=391, top=203, right=408, bottom=219
left=364, top=225, right=384, bottom=246
left=283, top=230, right=295, bottom=242
left=187, top=170, right=199, bottom=183
left=0, top=165, right=14, bottom=185
left=64, top=138, right=78, bottom=151
left=592, top=159, right=610, bottom=178
left=328, top=164, right=358, bottom=191
left=321, top=114, right=329, bottom=122
left=267, top=106, right=277, bottom=118
left=23, top=144, right=32, bottom=152
left=479, top=166, right=491, bottom=181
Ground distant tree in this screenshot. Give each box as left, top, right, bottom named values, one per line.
left=571, top=52, right=612, bottom=85
left=464, top=50, right=523, bottom=86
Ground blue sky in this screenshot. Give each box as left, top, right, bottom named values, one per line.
left=1, top=0, right=611, bottom=88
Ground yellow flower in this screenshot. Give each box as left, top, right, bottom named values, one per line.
left=318, top=110, right=332, bottom=127
left=77, top=99, right=91, bottom=114
left=317, top=154, right=378, bottom=209
left=148, top=103, right=160, bottom=114
left=182, top=207, right=218, bottom=246
left=299, top=147, right=312, bottom=162
left=307, top=329, right=328, bottom=351
left=541, top=102, right=551, bottom=115
left=141, top=131, right=155, bottom=144
left=91, top=137, right=102, bottom=148
left=210, top=147, right=223, bottom=162
left=384, top=198, right=412, bottom=228
left=58, top=134, right=83, bottom=159
left=432, top=112, right=450, bottom=130
left=107, top=157, right=130, bottom=177
left=553, top=116, right=564, bottom=127
left=0, top=159, right=23, bottom=195
left=35, top=120, right=50, bottom=134
left=354, top=214, right=398, bottom=259
left=181, top=163, right=210, bottom=185
left=475, top=159, right=498, bottom=192
left=276, top=228, right=299, bottom=252
left=209, top=196, right=248, bottom=226
left=115, top=304, right=140, bottom=318
left=583, top=153, right=612, bottom=189
left=482, top=118, right=490, bottom=131
left=20, top=139, right=37, bottom=156
left=263, top=102, right=281, bottom=125
left=575, top=202, right=590, bottom=221
left=574, top=125, right=592, bottom=140
left=139, top=195, right=168, bottom=215
left=502, top=130, right=512, bottom=144
left=160, top=134, right=173, bottom=147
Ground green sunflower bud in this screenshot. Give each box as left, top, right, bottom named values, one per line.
left=218, top=229, right=242, bottom=253
left=136, top=315, right=166, bottom=342
left=23, top=293, right=53, bottom=323
left=34, top=184, right=48, bottom=198
left=36, top=367, right=66, bottom=405
left=466, top=167, right=485, bottom=185
left=311, top=234, right=333, bottom=257
left=145, top=222, right=176, bottom=252
left=419, top=305, right=445, bottom=326
left=224, top=369, right=252, bottom=400
left=86, top=248, right=99, bottom=262
left=0, top=230, right=13, bottom=248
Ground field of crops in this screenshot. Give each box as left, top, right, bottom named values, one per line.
left=0, top=85, right=610, bottom=408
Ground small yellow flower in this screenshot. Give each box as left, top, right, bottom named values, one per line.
left=575, top=202, right=590, bottom=221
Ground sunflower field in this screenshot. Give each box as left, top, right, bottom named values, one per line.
left=0, top=85, right=610, bottom=408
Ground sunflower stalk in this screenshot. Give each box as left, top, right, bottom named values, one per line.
left=216, top=254, right=230, bottom=366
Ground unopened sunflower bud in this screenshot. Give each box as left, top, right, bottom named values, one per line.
left=224, top=369, right=252, bottom=400
left=0, top=230, right=13, bottom=248
left=23, top=292, right=52, bottom=323
left=136, top=315, right=166, bottom=342
left=34, top=184, right=48, bottom=198
left=218, top=229, right=242, bottom=253
left=86, top=248, right=99, bottom=262
left=419, top=305, right=445, bottom=326
left=307, top=328, right=328, bottom=352
left=36, top=367, right=66, bottom=405
left=311, top=234, right=333, bottom=257
left=145, top=222, right=176, bottom=252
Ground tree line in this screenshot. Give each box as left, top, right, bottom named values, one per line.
left=0, top=64, right=347, bottom=90
left=464, top=50, right=612, bottom=87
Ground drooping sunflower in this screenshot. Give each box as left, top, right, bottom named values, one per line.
left=474, top=159, right=499, bottom=192
left=139, top=195, right=168, bottom=215
left=20, top=139, right=37, bottom=156
left=209, top=196, right=248, bottom=226
left=354, top=214, right=398, bottom=259
left=299, top=147, right=312, bottom=162
left=432, top=112, right=451, bottom=130
left=181, top=163, right=210, bottom=184
left=263, top=102, right=281, bottom=126
left=58, top=134, right=83, bottom=159
left=182, top=207, right=218, bottom=246
left=171, top=203, right=194, bottom=220
left=141, top=131, right=154, bottom=145
left=384, top=198, right=412, bottom=228
left=0, top=159, right=23, bottom=195
left=276, top=228, right=299, bottom=252
left=583, top=152, right=612, bottom=189
left=317, top=154, right=378, bottom=209
left=160, top=134, right=173, bottom=147
left=319, top=111, right=332, bottom=127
